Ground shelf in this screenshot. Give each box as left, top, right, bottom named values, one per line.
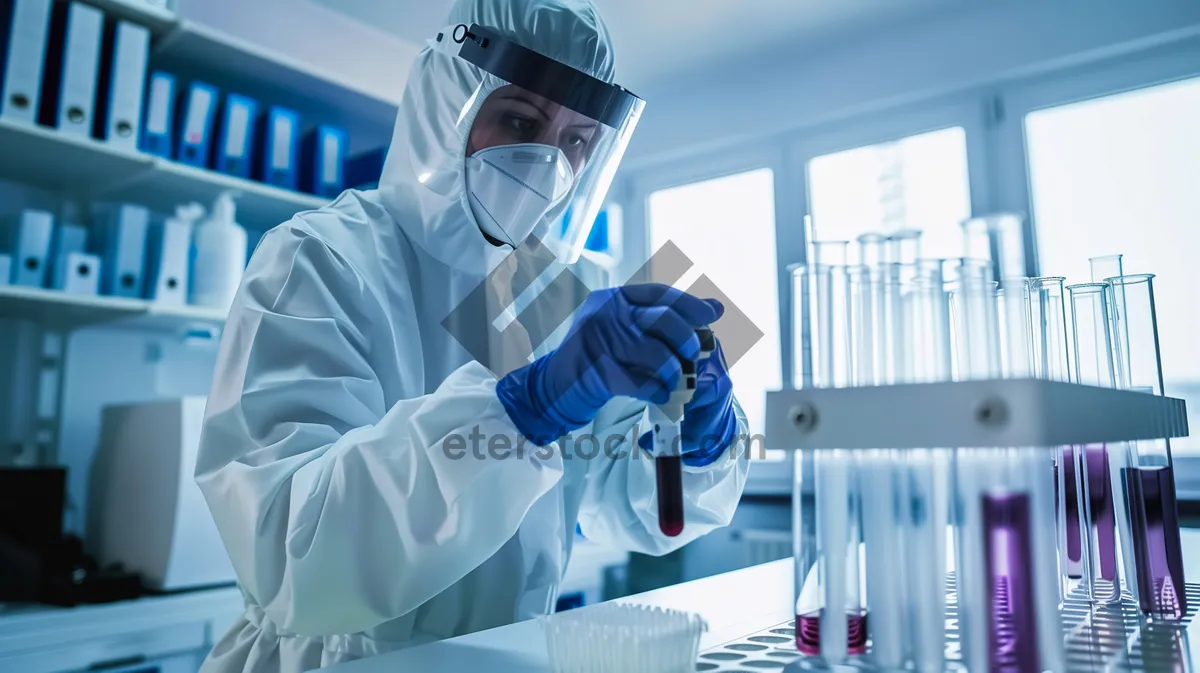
left=124, top=160, right=328, bottom=227
left=77, top=0, right=177, bottom=35
left=0, top=118, right=151, bottom=193
left=766, top=379, right=1190, bottom=450
left=0, top=117, right=328, bottom=227
left=154, top=20, right=400, bottom=136
left=0, top=284, right=226, bottom=333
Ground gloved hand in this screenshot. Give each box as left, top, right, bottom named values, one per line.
left=497, top=283, right=724, bottom=444
left=637, top=336, right=738, bottom=467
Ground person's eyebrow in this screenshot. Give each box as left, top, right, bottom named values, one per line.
left=497, top=93, right=550, bottom=122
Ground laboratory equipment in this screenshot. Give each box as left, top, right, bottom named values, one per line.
left=772, top=211, right=1193, bottom=670
left=92, top=398, right=237, bottom=591
left=189, top=191, right=247, bottom=310
left=1105, top=274, right=1187, bottom=620
left=651, top=326, right=716, bottom=537
left=791, top=262, right=867, bottom=662
left=1069, top=282, right=1138, bottom=609
left=542, top=602, right=707, bottom=673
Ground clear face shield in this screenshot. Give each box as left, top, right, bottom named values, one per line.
left=434, top=23, right=644, bottom=263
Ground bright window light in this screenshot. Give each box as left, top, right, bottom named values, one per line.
left=1026, top=76, right=1200, bottom=454
left=807, top=127, right=972, bottom=261
left=648, top=168, right=782, bottom=460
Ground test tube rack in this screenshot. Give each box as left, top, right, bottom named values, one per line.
left=694, top=579, right=1200, bottom=671
left=761, top=378, right=1196, bottom=671
left=766, top=378, right=1188, bottom=451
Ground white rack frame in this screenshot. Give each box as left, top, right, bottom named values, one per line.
left=766, top=379, right=1189, bottom=450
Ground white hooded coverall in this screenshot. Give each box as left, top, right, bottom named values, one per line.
left=193, top=1, right=750, bottom=671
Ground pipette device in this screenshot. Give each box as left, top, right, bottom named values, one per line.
left=651, top=327, right=716, bottom=537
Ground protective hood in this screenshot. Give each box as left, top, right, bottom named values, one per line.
left=378, top=0, right=615, bottom=276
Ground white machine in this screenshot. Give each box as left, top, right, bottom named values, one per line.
left=93, top=397, right=236, bottom=591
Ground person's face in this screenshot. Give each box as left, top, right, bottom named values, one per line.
left=466, top=85, right=599, bottom=174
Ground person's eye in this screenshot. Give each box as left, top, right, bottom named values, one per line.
left=503, top=114, right=538, bottom=137
left=566, top=133, right=588, bottom=148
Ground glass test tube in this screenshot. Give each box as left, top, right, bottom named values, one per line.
left=789, top=263, right=810, bottom=389
left=962, top=213, right=1027, bottom=281
left=792, top=263, right=866, bottom=660
left=1068, top=283, right=1138, bottom=609
left=903, top=259, right=952, bottom=673
left=945, top=258, right=998, bottom=673
left=1022, top=278, right=1099, bottom=604
left=1089, top=254, right=1125, bottom=283
left=998, top=275, right=1065, bottom=672
left=853, top=262, right=906, bottom=669
left=1104, top=274, right=1186, bottom=620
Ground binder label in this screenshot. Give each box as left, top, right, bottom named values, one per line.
left=185, top=87, right=213, bottom=144
left=147, top=77, right=170, bottom=133
left=225, top=102, right=250, bottom=158
left=272, top=115, right=293, bottom=170
left=322, top=132, right=340, bottom=184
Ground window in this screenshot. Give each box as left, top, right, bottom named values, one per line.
left=647, top=168, right=782, bottom=460
left=1025, top=75, right=1200, bottom=454
left=806, top=127, right=972, bottom=260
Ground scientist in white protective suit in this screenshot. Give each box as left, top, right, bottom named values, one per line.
left=194, top=0, right=750, bottom=671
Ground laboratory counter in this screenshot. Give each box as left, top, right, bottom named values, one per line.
left=321, top=529, right=1200, bottom=673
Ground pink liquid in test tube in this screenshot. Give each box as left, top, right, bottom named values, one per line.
left=795, top=610, right=868, bottom=656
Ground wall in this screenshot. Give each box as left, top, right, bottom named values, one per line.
left=623, top=1, right=1200, bottom=169
left=176, top=0, right=422, bottom=108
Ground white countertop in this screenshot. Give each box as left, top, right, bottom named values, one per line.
left=318, top=529, right=1200, bottom=673
left=321, top=559, right=794, bottom=673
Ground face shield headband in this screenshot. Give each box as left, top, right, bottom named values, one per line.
left=433, top=23, right=645, bottom=263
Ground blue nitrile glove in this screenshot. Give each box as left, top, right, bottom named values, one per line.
left=637, top=337, right=738, bottom=467
left=497, top=283, right=724, bottom=444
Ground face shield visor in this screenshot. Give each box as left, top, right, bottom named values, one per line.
left=433, top=23, right=644, bottom=263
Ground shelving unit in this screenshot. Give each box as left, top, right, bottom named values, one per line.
left=0, top=285, right=226, bottom=333
left=78, top=0, right=176, bottom=33
left=0, top=118, right=328, bottom=226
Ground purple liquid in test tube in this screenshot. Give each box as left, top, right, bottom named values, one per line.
left=1124, top=466, right=1187, bottom=619
left=1086, top=447, right=1119, bottom=583
left=983, top=493, right=1040, bottom=672
left=1059, top=448, right=1083, bottom=579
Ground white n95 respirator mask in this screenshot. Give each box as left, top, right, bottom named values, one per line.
left=465, top=143, right=575, bottom=248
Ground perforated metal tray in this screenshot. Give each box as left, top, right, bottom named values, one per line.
left=695, top=580, right=1200, bottom=672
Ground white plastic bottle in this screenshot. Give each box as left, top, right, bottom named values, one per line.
left=189, top=191, right=248, bottom=310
